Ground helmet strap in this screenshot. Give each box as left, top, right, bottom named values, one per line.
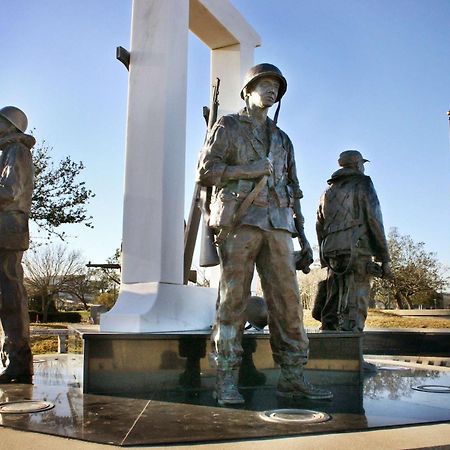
left=245, top=96, right=250, bottom=113
left=273, top=100, right=281, bottom=126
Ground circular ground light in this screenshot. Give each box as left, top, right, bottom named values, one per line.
left=259, top=409, right=331, bottom=424
left=0, top=400, right=55, bottom=414
left=412, top=385, right=450, bottom=394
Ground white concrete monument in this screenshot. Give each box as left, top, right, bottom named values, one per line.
left=101, top=0, right=261, bottom=332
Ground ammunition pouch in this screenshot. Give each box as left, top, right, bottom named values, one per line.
left=209, top=191, right=238, bottom=229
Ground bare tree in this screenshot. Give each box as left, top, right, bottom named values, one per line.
left=62, top=268, right=101, bottom=310
left=23, top=244, right=87, bottom=321
left=297, top=267, right=327, bottom=310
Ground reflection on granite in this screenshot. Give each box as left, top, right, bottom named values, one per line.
left=0, top=354, right=448, bottom=446
left=84, top=331, right=363, bottom=395
left=363, top=367, right=450, bottom=427
left=0, top=356, right=150, bottom=445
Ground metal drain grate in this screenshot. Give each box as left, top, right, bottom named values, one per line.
left=0, top=400, right=55, bottom=414
left=412, top=385, right=450, bottom=394
left=259, top=409, right=331, bottom=424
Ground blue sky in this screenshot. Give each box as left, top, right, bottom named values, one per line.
left=2, top=0, right=449, bottom=269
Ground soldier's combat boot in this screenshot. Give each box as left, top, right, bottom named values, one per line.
left=238, top=339, right=266, bottom=387
left=277, top=365, right=333, bottom=400
left=238, top=359, right=266, bottom=387
left=214, top=369, right=244, bottom=406
left=0, top=345, right=33, bottom=384
left=0, top=371, right=32, bottom=384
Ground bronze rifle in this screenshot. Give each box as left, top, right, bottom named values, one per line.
left=183, top=78, right=221, bottom=284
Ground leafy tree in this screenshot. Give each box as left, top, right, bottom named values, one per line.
left=89, top=248, right=121, bottom=310
left=90, top=248, right=121, bottom=287
left=31, top=139, right=95, bottom=239
left=94, top=292, right=118, bottom=311
left=372, top=228, right=448, bottom=309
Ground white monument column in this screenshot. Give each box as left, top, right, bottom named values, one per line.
left=121, top=0, right=188, bottom=286
left=211, top=43, right=256, bottom=117
left=101, top=0, right=260, bottom=333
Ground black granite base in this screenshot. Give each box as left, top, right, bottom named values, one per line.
left=83, top=330, right=363, bottom=395
left=364, top=329, right=450, bottom=357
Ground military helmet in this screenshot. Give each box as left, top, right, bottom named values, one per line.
left=338, top=150, right=369, bottom=168
left=245, top=295, right=268, bottom=330
left=240, top=63, right=287, bottom=102
left=0, top=106, right=28, bottom=133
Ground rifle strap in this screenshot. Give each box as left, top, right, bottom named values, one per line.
left=215, top=175, right=267, bottom=246
left=234, top=176, right=267, bottom=222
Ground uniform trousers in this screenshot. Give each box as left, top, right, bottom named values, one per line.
left=212, top=225, right=309, bottom=369
left=321, top=254, right=372, bottom=332
left=0, top=250, right=33, bottom=375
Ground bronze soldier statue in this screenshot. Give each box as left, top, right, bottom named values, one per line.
left=316, top=150, right=391, bottom=333
left=0, top=106, right=34, bottom=383
left=197, top=63, right=332, bottom=405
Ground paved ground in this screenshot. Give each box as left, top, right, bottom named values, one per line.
left=1, top=423, right=450, bottom=449
left=0, top=353, right=448, bottom=448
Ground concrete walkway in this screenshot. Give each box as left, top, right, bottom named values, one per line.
left=1, top=423, right=449, bottom=449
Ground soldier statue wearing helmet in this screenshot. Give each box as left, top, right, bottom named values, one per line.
left=0, top=106, right=35, bottom=383
left=316, top=150, right=392, bottom=334
left=197, top=64, right=332, bottom=405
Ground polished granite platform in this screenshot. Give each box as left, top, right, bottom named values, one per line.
left=83, top=330, right=363, bottom=395
left=0, top=352, right=449, bottom=447
left=364, top=328, right=450, bottom=357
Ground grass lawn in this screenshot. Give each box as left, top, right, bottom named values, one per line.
left=30, top=312, right=88, bottom=354
left=28, top=308, right=449, bottom=355
left=303, top=308, right=450, bottom=329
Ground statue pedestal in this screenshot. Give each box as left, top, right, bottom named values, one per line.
left=100, top=283, right=217, bottom=333
left=83, top=331, right=363, bottom=395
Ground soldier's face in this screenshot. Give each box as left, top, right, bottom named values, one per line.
left=247, top=77, right=280, bottom=109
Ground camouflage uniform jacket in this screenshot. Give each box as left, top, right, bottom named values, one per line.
left=316, top=167, right=390, bottom=265
left=0, top=132, right=35, bottom=250
left=197, top=109, right=302, bottom=235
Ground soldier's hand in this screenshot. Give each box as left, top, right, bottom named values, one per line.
left=381, top=262, right=393, bottom=279
left=297, top=238, right=313, bottom=274
left=299, top=239, right=313, bottom=260
left=222, top=159, right=272, bottom=181
left=248, top=158, right=272, bottom=177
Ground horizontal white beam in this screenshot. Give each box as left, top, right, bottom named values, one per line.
left=189, top=0, right=261, bottom=49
